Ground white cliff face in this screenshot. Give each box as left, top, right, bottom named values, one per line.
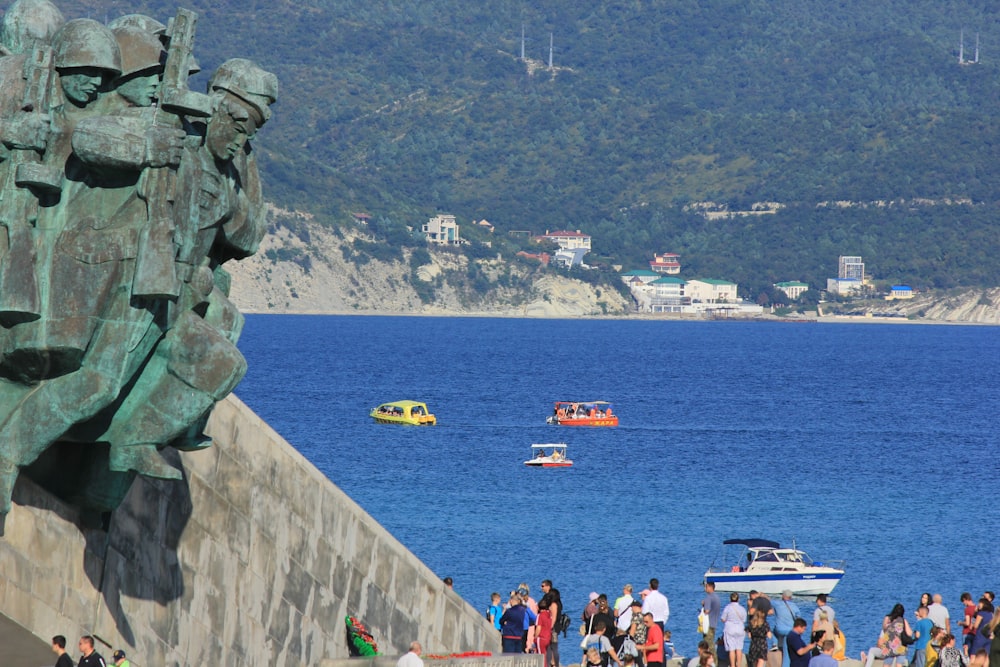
left=875, top=288, right=1000, bottom=324
left=227, top=212, right=1000, bottom=323
left=226, top=216, right=630, bottom=317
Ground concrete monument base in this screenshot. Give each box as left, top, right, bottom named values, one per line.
left=0, top=394, right=498, bottom=666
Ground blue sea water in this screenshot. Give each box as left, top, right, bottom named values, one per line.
left=236, top=315, right=1000, bottom=657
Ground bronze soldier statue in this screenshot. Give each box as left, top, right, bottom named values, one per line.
left=0, top=3, right=277, bottom=518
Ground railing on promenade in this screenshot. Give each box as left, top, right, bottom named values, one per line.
left=320, top=654, right=544, bottom=667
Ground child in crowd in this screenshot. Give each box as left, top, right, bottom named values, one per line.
left=585, top=648, right=605, bottom=667
left=927, top=626, right=944, bottom=667
left=663, top=630, right=675, bottom=660
left=487, top=592, right=503, bottom=631
left=937, top=634, right=968, bottom=667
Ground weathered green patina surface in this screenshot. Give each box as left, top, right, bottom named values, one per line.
left=0, top=0, right=277, bottom=517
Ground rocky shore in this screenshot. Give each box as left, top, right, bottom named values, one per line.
left=227, top=214, right=1000, bottom=325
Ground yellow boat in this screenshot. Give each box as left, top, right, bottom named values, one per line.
left=370, top=400, right=437, bottom=425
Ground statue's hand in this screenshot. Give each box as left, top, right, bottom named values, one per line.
left=144, top=126, right=186, bottom=168
left=2, top=113, right=50, bottom=151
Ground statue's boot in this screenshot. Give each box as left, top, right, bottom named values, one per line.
left=171, top=418, right=213, bottom=452
left=0, top=368, right=119, bottom=504
left=108, top=444, right=182, bottom=480
left=104, top=310, right=246, bottom=471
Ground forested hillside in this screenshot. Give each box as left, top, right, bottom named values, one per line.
left=40, top=0, right=1000, bottom=293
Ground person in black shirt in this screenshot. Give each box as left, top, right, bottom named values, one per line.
left=77, top=635, right=106, bottom=667
left=51, top=635, right=73, bottom=667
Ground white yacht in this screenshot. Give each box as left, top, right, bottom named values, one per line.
left=704, top=539, right=845, bottom=595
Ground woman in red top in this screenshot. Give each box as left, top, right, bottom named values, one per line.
left=536, top=598, right=553, bottom=658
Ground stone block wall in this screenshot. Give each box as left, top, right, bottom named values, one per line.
left=0, top=394, right=499, bottom=666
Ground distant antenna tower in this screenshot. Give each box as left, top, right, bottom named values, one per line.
left=548, top=32, right=554, bottom=69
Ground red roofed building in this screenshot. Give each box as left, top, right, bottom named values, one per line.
left=649, top=252, right=680, bottom=274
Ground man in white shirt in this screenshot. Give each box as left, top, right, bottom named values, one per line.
left=614, top=584, right=636, bottom=633
left=641, top=579, right=670, bottom=631
left=927, top=594, right=951, bottom=632
left=398, top=642, right=424, bottom=667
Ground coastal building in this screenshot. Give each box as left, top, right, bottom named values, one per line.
left=826, top=278, right=863, bottom=295
left=647, top=276, right=688, bottom=312
left=886, top=285, right=914, bottom=300
left=775, top=281, right=810, bottom=300
left=686, top=278, right=738, bottom=303
left=552, top=247, right=588, bottom=268
left=649, top=252, right=681, bottom=274
left=619, top=269, right=660, bottom=286
left=423, top=214, right=461, bottom=246
left=536, top=229, right=592, bottom=251
left=474, top=219, right=495, bottom=233
left=838, top=256, right=865, bottom=281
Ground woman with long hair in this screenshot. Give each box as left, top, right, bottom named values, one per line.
left=862, top=604, right=911, bottom=667
left=970, top=599, right=994, bottom=656
left=747, top=608, right=771, bottom=667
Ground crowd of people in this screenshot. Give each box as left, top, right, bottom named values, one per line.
left=50, top=635, right=130, bottom=667
left=486, top=579, right=676, bottom=667
left=699, top=585, right=1000, bottom=667
left=484, top=581, right=1000, bottom=667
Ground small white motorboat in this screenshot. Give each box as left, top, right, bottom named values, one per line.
left=704, top=538, right=845, bottom=595
left=523, top=444, right=573, bottom=468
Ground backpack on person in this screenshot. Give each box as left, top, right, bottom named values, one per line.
left=617, top=635, right=639, bottom=660
left=554, top=611, right=572, bottom=637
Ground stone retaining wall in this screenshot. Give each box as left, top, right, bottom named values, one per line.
left=0, top=394, right=499, bottom=666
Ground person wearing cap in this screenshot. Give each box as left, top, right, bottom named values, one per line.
left=517, top=585, right=537, bottom=652
left=111, top=649, right=130, bottom=666
left=615, top=584, right=636, bottom=634
left=519, top=583, right=539, bottom=615
left=773, top=590, right=801, bottom=667
left=500, top=595, right=535, bottom=653
left=583, top=592, right=600, bottom=624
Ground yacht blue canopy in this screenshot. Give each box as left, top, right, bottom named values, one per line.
left=723, top=539, right=781, bottom=549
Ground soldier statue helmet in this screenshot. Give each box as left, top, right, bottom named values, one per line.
left=204, top=58, right=277, bottom=161
left=0, top=0, right=65, bottom=55
left=52, top=18, right=121, bottom=105
left=110, top=23, right=165, bottom=107
left=208, top=58, right=278, bottom=124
